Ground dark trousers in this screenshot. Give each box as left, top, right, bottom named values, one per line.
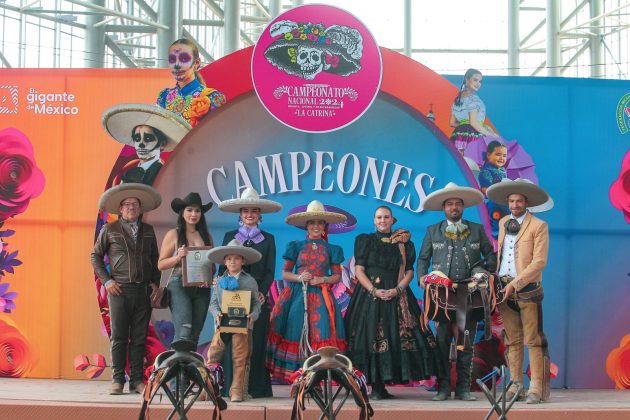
left=435, top=319, right=476, bottom=394
left=108, top=283, right=151, bottom=386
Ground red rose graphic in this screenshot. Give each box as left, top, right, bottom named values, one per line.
left=610, top=149, right=630, bottom=224
left=606, top=334, right=630, bottom=389
left=0, top=128, right=45, bottom=221
left=0, top=317, right=38, bottom=377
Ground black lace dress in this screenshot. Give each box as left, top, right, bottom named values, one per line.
left=344, top=232, right=439, bottom=385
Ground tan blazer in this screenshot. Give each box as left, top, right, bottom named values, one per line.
left=497, top=212, right=549, bottom=291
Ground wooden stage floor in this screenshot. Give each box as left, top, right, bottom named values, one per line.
left=1, top=378, right=629, bottom=419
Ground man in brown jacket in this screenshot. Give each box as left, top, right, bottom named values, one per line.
left=91, top=183, right=162, bottom=395
left=487, top=178, right=550, bottom=404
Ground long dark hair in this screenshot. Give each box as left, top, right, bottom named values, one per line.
left=453, top=68, right=482, bottom=107
left=169, top=38, right=206, bottom=86
left=176, top=207, right=212, bottom=247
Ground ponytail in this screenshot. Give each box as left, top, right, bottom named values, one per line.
left=453, top=68, right=482, bottom=107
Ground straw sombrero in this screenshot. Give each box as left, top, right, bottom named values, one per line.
left=207, top=239, right=262, bottom=264
left=98, top=182, right=162, bottom=214
left=422, top=182, right=484, bottom=211
left=285, top=200, right=347, bottom=227
left=486, top=178, right=549, bottom=207
left=102, top=103, right=191, bottom=152
left=218, top=187, right=282, bottom=214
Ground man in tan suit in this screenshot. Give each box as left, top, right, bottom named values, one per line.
left=486, top=178, right=550, bottom=404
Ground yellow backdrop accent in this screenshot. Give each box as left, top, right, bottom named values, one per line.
left=0, top=69, right=170, bottom=379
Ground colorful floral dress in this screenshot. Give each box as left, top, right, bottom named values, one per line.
left=344, top=232, right=438, bottom=385
left=450, top=93, right=487, bottom=151
left=478, top=161, right=509, bottom=238
left=156, top=79, right=227, bottom=127
left=478, top=161, right=507, bottom=190
left=266, top=238, right=346, bottom=384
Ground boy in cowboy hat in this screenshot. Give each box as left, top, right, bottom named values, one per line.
left=417, top=182, right=496, bottom=401
left=90, top=182, right=162, bottom=395
left=102, top=103, right=191, bottom=185
left=206, top=239, right=262, bottom=402
left=486, top=178, right=551, bottom=404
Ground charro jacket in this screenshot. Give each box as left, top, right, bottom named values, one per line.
left=91, top=218, right=160, bottom=287
left=416, top=219, right=497, bottom=281
left=497, top=212, right=548, bottom=292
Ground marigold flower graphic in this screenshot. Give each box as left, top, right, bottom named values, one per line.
left=606, top=334, right=630, bottom=389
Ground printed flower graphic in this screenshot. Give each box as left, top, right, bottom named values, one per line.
left=188, top=94, right=212, bottom=127
left=0, top=315, right=38, bottom=377
left=606, top=334, right=630, bottom=389
left=0, top=128, right=45, bottom=221
left=0, top=283, right=17, bottom=313
left=610, top=149, right=630, bottom=224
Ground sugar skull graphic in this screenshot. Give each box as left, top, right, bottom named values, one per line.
left=264, top=20, right=364, bottom=80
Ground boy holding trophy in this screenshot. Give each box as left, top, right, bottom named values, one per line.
left=207, top=239, right=262, bottom=402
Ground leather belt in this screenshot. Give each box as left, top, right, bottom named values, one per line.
left=500, top=276, right=540, bottom=291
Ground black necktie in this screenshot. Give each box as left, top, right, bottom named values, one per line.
left=505, top=219, right=520, bottom=235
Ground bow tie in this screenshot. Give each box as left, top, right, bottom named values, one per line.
left=505, top=219, right=521, bottom=235
left=445, top=221, right=470, bottom=240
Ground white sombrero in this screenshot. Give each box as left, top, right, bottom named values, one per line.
left=102, top=103, right=191, bottom=152
left=218, top=187, right=282, bottom=214
left=98, top=182, right=162, bottom=214
left=422, top=182, right=484, bottom=211
left=486, top=178, right=549, bottom=207
left=207, top=239, right=262, bottom=264
left=285, top=200, right=347, bottom=227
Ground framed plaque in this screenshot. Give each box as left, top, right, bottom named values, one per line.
left=182, top=246, right=214, bottom=287
left=220, top=290, right=252, bottom=334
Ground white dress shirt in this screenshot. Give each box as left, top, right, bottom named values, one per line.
left=498, top=213, right=527, bottom=277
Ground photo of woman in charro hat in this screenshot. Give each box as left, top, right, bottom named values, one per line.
left=266, top=200, right=347, bottom=384
left=157, top=192, right=214, bottom=349
left=102, top=103, right=191, bottom=186
left=216, top=187, right=282, bottom=398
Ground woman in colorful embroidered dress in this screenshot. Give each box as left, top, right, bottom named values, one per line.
left=216, top=187, right=282, bottom=398
left=266, top=200, right=347, bottom=384
left=450, top=68, right=497, bottom=154
left=157, top=38, right=227, bottom=127
left=344, top=206, right=438, bottom=400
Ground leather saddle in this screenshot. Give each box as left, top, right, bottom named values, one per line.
left=138, top=340, right=227, bottom=420
left=424, top=272, right=502, bottom=347
left=290, top=346, right=374, bottom=420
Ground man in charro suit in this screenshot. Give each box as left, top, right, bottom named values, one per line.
left=417, top=182, right=496, bottom=401
left=486, top=178, right=551, bottom=404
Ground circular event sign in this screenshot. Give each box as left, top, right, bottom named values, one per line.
left=252, top=4, right=382, bottom=133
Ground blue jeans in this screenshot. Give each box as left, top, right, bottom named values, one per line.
left=167, top=276, right=211, bottom=347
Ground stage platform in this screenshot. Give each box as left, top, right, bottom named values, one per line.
left=1, top=379, right=629, bottom=419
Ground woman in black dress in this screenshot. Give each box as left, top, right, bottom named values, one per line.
left=217, top=187, right=281, bottom=398
left=345, top=206, right=438, bottom=399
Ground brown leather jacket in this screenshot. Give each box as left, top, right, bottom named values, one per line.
left=91, top=218, right=160, bottom=286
